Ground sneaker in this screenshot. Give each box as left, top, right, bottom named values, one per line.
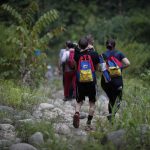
left=85, top=124, right=93, bottom=131
left=86, top=120, right=91, bottom=125
left=73, top=113, right=80, bottom=128
left=63, top=97, right=70, bottom=101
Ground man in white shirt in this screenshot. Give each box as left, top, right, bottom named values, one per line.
left=61, top=41, right=76, bottom=101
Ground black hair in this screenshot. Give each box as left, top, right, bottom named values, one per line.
left=86, top=34, right=94, bottom=45
left=106, top=39, right=116, bottom=49
left=78, top=37, right=88, bottom=49
left=66, top=40, right=74, bottom=48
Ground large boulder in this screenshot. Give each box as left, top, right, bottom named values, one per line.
left=9, top=143, right=37, bottom=150
left=0, top=124, right=16, bottom=141
left=28, top=132, right=44, bottom=146
left=54, top=123, right=71, bottom=135
left=101, top=129, right=126, bottom=150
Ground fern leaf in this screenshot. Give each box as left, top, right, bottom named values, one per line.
left=1, top=4, right=24, bottom=25
left=31, top=9, right=59, bottom=36
left=24, top=1, right=39, bottom=27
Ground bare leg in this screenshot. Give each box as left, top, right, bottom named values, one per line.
left=86, top=101, right=96, bottom=125
left=75, top=101, right=83, bottom=113
left=73, top=101, right=83, bottom=128
left=89, top=101, right=96, bottom=116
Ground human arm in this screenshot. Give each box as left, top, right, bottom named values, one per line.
left=118, top=51, right=130, bottom=69
left=121, top=58, right=130, bottom=69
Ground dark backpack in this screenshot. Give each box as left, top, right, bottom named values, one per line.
left=77, top=54, right=95, bottom=82
left=67, top=49, right=75, bottom=69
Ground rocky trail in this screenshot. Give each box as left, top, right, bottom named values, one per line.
left=1, top=82, right=148, bottom=150
left=0, top=82, right=110, bottom=150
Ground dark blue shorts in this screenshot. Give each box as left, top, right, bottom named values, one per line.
left=76, top=82, right=96, bottom=102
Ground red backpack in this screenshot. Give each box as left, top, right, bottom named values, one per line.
left=68, top=49, right=75, bottom=69
left=77, top=54, right=95, bottom=82
left=106, top=56, right=122, bottom=77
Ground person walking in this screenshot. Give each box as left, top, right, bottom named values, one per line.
left=61, top=41, right=76, bottom=101
left=45, top=65, right=53, bottom=81
left=100, top=39, right=130, bottom=122
left=73, top=37, right=99, bottom=129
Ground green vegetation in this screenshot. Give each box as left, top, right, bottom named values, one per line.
left=0, top=2, right=64, bottom=86
left=0, top=80, right=50, bottom=110
left=16, top=121, right=68, bottom=150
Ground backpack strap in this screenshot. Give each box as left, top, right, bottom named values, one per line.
left=87, top=55, right=95, bottom=71
left=104, top=50, right=122, bottom=68
left=77, top=54, right=95, bottom=72
left=108, top=56, right=122, bottom=68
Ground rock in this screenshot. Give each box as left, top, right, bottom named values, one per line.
left=63, top=115, right=73, bottom=124
left=0, top=124, right=16, bottom=140
left=63, top=105, right=74, bottom=111
left=99, top=95, right=109, bottom=102
left=0, top=124, right=15, bottom=131
left=1, top=118, right=13, bottom=124
left=28, top=132, right=44, bottom=145
left=101, top=129, right=126, bottom=150
left=9, top=143, right=37, bottom=150
left=81, top=106, right=89, bottom=112
left=37, top=103, right=54, bottom=111
left=0, top=106, right=15, bottom=115
left=0, top=139, right=13, bottom=148
left=42, top=107, right=64, bottom=120
left=97, top=95, right=109, bottom=116
left=52, top=108, right=64, bottom=115
left=54, top=123, right=71, bottom=135
left=52, top=98, right=64, bottom=106
left=79, top=112, right=87, bottom=119
left=15, top=138, right=22, bottom=144
left=74, top=129, right=87, bottom=136
left=137, top=124, right=150, bottom=145
left=43, top=111, right=57, bottom=120
left=32, top=111, right=43, bottom=119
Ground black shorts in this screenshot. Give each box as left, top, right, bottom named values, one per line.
left=101, top=76, right=123, bottom=102
left=76, top=82, right=96, bottom=102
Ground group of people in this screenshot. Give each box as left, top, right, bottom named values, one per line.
left=59, top=35, right=130, bottom=129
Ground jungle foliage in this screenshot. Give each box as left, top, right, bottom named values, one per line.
left=0, top=0, right=150, bottom=83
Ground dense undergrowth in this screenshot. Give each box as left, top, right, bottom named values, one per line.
left=0, top=76, right=149, bottom=150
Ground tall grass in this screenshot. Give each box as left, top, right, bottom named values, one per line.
left=0, top=80, right=51, bottom=111
left=92, top=78, right=150, bottom=150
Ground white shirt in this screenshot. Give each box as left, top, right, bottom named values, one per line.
left=59, top=49, right=66, bottom=64
left=59, top=49, right=66, bottom=59
left=61, top=50, right=70, bottom=63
